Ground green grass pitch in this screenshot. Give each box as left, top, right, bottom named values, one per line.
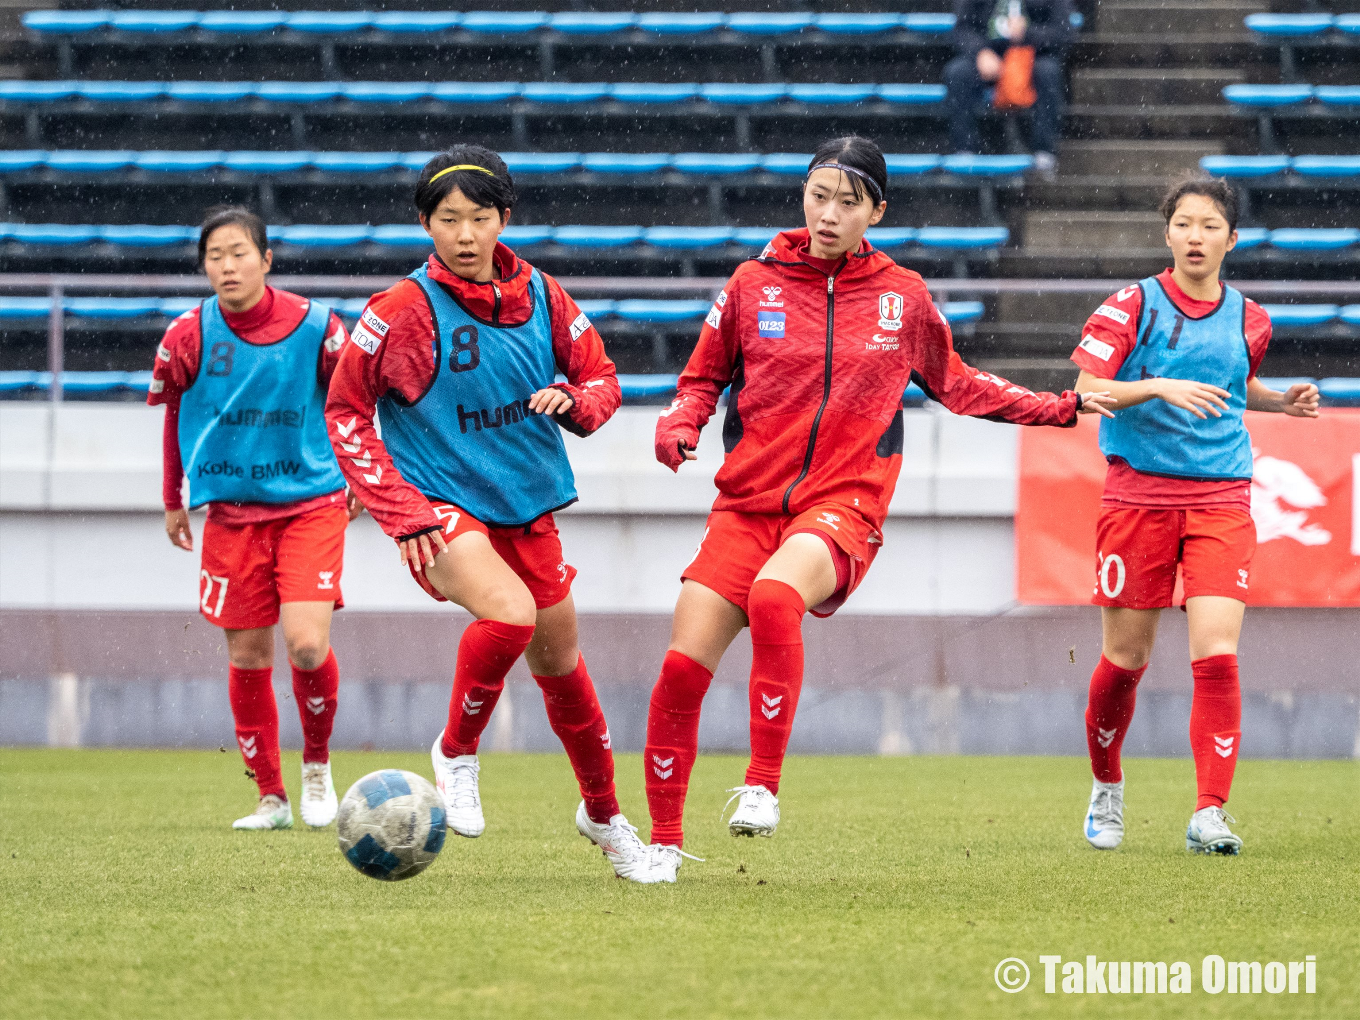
left=1, top=748, right=1355, bottom=1019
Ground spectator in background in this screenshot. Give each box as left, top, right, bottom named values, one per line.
left=944, top=0, right=1075, bottom=174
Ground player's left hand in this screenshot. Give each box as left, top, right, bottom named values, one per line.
left=1281, top=382, right=1321, bottom=418
left=346, top=489, right=365, bottom=521
left=1077, top=391, right=1117, bottom=418
left=528, top=387, right=574, bottom=416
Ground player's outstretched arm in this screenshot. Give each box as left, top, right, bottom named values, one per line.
left=655, top=279, right=742, bottom=470
left=1074, top=368, right=1232, bottom=420
left=541, top=273, right=622, bottom=436
left=1246, top=377, right=1321, bottom=417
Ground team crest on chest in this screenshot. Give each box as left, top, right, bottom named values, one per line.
left=878, top=291, right=904, bottom=330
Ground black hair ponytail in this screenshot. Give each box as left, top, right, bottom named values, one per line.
left=806, top=136, right=888, bottom=205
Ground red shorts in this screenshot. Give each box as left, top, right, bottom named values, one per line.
left=682, top=503, right=881, bottom=618
left=199, top=503, right=347, bottom=630
left=407, top=501, right=576, bottom=610
left=1092, top=506, right=1257, bottom=610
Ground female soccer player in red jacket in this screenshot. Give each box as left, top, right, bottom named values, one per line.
left=325, top=146, right=656, bottom=881
left=151, top=206, right=357, bottom=831
left=642, top=136, right=1116, bottom=880
left=1072, top=174, right=1319, bottom=856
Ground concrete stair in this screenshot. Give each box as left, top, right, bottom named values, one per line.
left=1071, top=68, right=1245, bottom=106
left=1023, top=210, right=1167, bottom=250
left=1054, top=139, right=1225, bottom=177
left=1096, top=1, right=1267, bottom=37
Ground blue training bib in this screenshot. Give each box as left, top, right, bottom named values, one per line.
left=376, top=265, right=577, bottom=527
left=1098, top=277, right=1254, bottom=481
left=178, top=296, right=345, bottom=506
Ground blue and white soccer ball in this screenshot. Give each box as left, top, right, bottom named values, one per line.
left=337, top=769, right=447, bottom=881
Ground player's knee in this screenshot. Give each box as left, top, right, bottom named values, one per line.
left=485, top=589, right=537, bottom=629
left=1103, top=641, right=1152, bottom=671
left=286, top=636, right=329, bottom=671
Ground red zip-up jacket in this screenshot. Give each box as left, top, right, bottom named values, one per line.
left=654, top=228, right=1080, bottom=532
left=325, top=245, right=621, bottom=540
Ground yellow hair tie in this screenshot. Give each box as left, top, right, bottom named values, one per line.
left=429, top=163, right=496, bottom=184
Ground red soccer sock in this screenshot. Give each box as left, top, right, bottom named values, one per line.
left=644, top=650, right=714, bottom=847
left=229, top=664, right=284, bottom=799
left=1084, top=655, right=1147, bottom=783
left=533, top=655, right=619, bottom=824
left=744, top=579, right=807, bottom=795
left=1190, top=654, right=1242, bottom=810
left=441, top=620, right=535, bottom=758
left=292, top=648, right=339, bottom=764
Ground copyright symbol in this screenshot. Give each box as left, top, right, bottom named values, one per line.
left=994, top=957, right=1030, bottom=993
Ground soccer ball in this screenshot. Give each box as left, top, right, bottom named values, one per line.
left=337, top=769, right=447, bottom=881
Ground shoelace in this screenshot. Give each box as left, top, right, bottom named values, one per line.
left=605, top=819, right=646, bottom=858
left=257, top=795, right=286, bottom=815
left=1091, top=787, right=1123, bottom=826
left=1200, top=806, right=1237, bottom=828
left=446, top=761, right=481, bottom=810
left=302, top=768, right=327, bottom=801
left=653, top=844, right=705, bottom=864
left=721, top=784, right=770, bottom=821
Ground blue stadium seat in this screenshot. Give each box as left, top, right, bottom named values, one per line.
left=814, top=13, right=905, bottom=34
left=134, top=151, right=227, bottom=172
left=553, top=226, right=645, bottom=248
left=671, top=153, right=762, bottom=174
left=787, top=84, right=877, bottom=105
left=254, top=82, right=343, bottom=102
left=370, top=225, right=429, bottom=247
left=502, top=152, right=583, bottom=174
left=499, top=225, right=555, bottom=247
left=0, top=150, right=47, bottom=170
left=159, top=298, right=201, bottom=316
left=943, top=301, right=986, bottom=324
left=636, top=13, right=726, bottom=34
left=400, top=151, right=439, bottom=171
left=22, top=10, right=111, bottom=32
left=762, top=153, right=816, bottom=175
left=572, top=299, right=617, bottom=319
left=77, top=81, right=167, bottom=101
left=0, top=297, right=55, bottom=319
left=276, top=225, right=373, bottom=247
left=641, top=227, right=737, bottom=249
left=1261, top=304, right=1340, bottom=326
left=108, top=12, right=200, bottom=32
left=370, top=12, right=462, bottom=32
left=619, top=374, right=681, bottom=397
left=199, top=12, right=289, bottom=33
left=1243, top=13, right=1333, bottom=36
left=916, top=226, right=1009, bottom=249
left=285, top=12, right=374, bottom=34
left=581, top=153, right=672, bottom=174
left=884, top=154, right=943, bottom=175
left=310, top=152, right=404, bottom=172
left=614, top=299, right=712, bottom=322
left=876, top=84, right=948, bottom=104
left=1338, top=306, right=1360, bottom=325
left=733, top=228, right=777, bottom=248
left=1232, top=228, right=1269, bottom=249
left=865, top=228, right=918, bottom=248
left=430, top=82, right=522, bottom=103
left=64, top=297, right=163, bottom=319
left=941, top=154, right=1034, bottom=176
left=99, top=225, right=196, bottom=246
left=902, top=382, right=927, bottom=405
left=521, top=83, right=610, bottom=103
left=1222, top=84, right=1314, bottom=106
left=166, top=81, right=257, bottom=102
left=1319, top=377, right=1360, bottom=405
left=608, top=83, right=700, bottom=104
left=1268, top=228, right=1360, bottom=251
left=0, top=81, right=79, bottom=100
left=1199, top=154, right=1290, bottom=177
left=342, top=82, right=432, bottom=103
left=222, top=151, right=315, bottom=172
left=0, top=371, right=50, bottom=392
left=460, top=12, right=551, bottom=34
left=699, top=83, right=788, bottom=105
left=726, top=13, right=813, bottom=35
left=903, top=13, right=957, bottom=33
left=1314, top=86, right=1360, bottom=106
left=1290, top=155, right=1360, bottom=177
left=1338, top=15, right=1360, bottom=36
left=330, top=298, right=370, bottom=317
left=7, top=224, right=101, bottom=244
left=549, top=13, right=637, bottom=34
left=62, top=371, right=155, bottom=394
left=44, top=150, right=136, bottom=171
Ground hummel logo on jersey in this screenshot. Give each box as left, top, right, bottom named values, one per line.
left=1238, top=569, right=1249, bottom=589
left=334, top=417, right=358, bottom=439
left=350, top=450, right=372, bottom=470
left=652, top=754, right=674, bottom=780
left=760, top=285, right=784, bottom=307
left=305, top=696, right=326, bottom=716
left=363, top=464, right=383, bottom=485
left=816, top=511, right=841, bottom=530
left=1097, top=727, right=1118, bottom=749
left=317, top=571, right=335, bottom=590
left=238, top=735, right=258, bottom=759
left=760, top=693, right=783, bottom=720
left=339, top=436, right=363, bottom=454
left=462, top=694, right=485, bottom=716
left=601, top=729, right=612, bottom=751
left=569, top=311, right=592, bottom=342
left=1116, top=285, right=1138, bottom=303
left=324, top=322, right=347, bottom=353
left=1214, top=735, right=1236, bottom=758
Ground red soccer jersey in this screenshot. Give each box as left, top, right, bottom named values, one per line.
left=148, top=286, right=349, bottom=524
left=655, top=228, right=1080, bottom=533
left=324, top=246, right=622, bottom=540
left=1070, top=269, right=1272, bottom=511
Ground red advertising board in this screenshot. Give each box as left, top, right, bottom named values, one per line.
left=1016, top=410, right=1360, bottom=606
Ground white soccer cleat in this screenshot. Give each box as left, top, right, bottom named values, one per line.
left=1186, top=806, right=1243, bottom=855
left=232, top=794, right=293, bottom=830
left=574, top=802, right=659, bottom=882
left=300, top=761, right=338, bottom=828
left=724, top=784, right=780, bottom=837
left=431, top=734, right=485, bottom=838
left=639, top=843, right=704, bottom=884
left=1084, top=778, right=1125, bottom=850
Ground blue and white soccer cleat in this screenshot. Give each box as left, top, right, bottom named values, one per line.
left=299, top=760, right=338, bottom=828
left=1084, top=778, right=1125, bottom=849
left=430, top=734, right=485, bottom=838
left=724, top=784, right=780, bottom=837
left=232, top=793, right=293, bottom=830
left=1186, top=806, right=1243, bottom=855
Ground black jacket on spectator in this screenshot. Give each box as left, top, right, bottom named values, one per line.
left=952, top=0, right=1075, bottom=58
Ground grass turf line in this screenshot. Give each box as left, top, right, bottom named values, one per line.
left=0, top=749, right=1355, bottom=1019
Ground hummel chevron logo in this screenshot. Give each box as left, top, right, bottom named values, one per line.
left=362, top=464, right=383, bottom=485
left=339, top=437, right=363, bottom=454
left=462, top=694, right=484, bottom=716
left=1097, top=727, right=1118, bottom=749
left=760, top=693, right=783, bottom=720
left=238, top=735, right=258, bottom=759
left=1214, top=735, right=1236, bottom=758
left=350, top=451, right=372, bottom=470
left=601, top=729, right=612, bottom=751
left=305, top=696, right=326, bottom=716
left=334, top=417, right=358, bottom=439
left=652, top=754, right=674, bottom=780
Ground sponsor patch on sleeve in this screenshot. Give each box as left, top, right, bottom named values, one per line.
left=716, top=290, right=728, bottom=307
left=1093, top=304, right=1131, bottom=326
left=350, top=322, right=383, bottom=355
left=324, top=323, right=347, bottom=353
left=156, top=343, right=171, bottom=362
left=1078, top=335, right=1115, bottom=361
left=569, top=311, right=591, bottom=342
left=360, top=307, right=390, bottom=337
left=148, top=378, right=165, bottom=394
left=705, top=305, right=722, bottom=329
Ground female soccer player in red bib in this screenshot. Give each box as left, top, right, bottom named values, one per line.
left=641, top=136, right=1116, bottom=881
left=1071, top=174, right=1319, bottom=855
left=151, top=206, right=356, bottom=831
left=325, top=147, right=656, bottom=881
